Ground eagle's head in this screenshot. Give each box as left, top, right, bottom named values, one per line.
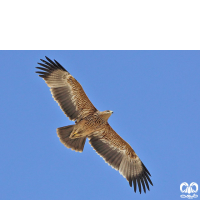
left=99, top=110, right=114, bottom=121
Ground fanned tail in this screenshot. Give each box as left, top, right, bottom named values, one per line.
left=57, top=125, right=86, bottom=152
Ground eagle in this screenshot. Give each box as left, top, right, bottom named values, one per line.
left=36, top=56, right=153, bottom=193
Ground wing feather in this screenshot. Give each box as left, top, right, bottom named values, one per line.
left=36, top=57, right=97, bottom=121
left=89, top=124, right=153, bottom=193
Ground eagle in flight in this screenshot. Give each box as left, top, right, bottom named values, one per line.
left=36, top=57, right=153, bottom=193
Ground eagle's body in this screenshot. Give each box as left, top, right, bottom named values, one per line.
left=69, top=111, right=110, bottom=139
left=36, top=57, right=153, bottom=193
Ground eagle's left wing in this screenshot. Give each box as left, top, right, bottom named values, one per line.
left=89, top=124, right=153, bottom=193
left=36, top=57, right=97, bottom=122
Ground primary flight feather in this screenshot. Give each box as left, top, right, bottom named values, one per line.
left=36, top=57, right=153, bottom=193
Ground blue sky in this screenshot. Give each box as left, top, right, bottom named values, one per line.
left=0, top=51, right=200, bottom=200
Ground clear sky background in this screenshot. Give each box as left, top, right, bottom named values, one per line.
left=0, top=51, right=200, bottom=200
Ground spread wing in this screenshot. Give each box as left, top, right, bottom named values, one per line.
left=89, top=124, right=153, bottom=193
left=36, top=56, right=97, bottom=121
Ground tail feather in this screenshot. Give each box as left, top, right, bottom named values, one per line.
left=57, top=125, right=86, bottom=152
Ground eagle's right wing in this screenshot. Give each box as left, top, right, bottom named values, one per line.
left=89, top=124, right=153, bottom=193
left=36, top=57, right=97, bottom=121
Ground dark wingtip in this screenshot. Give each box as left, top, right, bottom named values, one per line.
left=141, top=177, right=146, bottom=193
left=129, top=179, right=132, bottom=187
left=54, top=59, right=68, bottom=71
left=142, top=162, right=151, bottom=176
left=137, top=177, right=141, bottom=194
left=130, top=163, right=153, bottom=194
left=45, top=56, right=52, bottom=63
left=149, top=179, right=153, bottom=186
left=133, top=178, right=137, bottom=193
left=36, top=57, right=67, bottom=78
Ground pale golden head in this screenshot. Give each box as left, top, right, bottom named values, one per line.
left=99, top=110, right=113, bottom=121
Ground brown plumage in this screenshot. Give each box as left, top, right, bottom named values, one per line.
left=36, top=56, right=153, bottom=193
